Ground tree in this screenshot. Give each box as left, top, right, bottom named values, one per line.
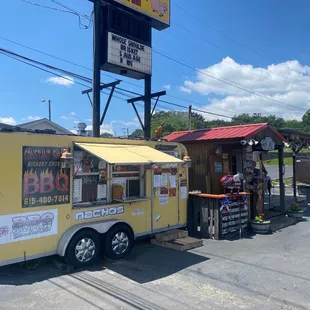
left=302, top=109, right=310, bottom=127
left=151, top=111, right=206, bottom=137
left=100, top=132, right=113, bottom=138
left=131, top=129, right=144, bottom=138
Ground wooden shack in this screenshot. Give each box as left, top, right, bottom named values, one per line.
left=165, top=123, right=286, bottom=196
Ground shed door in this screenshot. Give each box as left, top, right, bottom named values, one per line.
left=232, top=151, right=243, bottom=174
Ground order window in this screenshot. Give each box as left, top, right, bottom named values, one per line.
left=112, top=165, right=145, bottom=201
left=72, top=146, right=146, bottom=207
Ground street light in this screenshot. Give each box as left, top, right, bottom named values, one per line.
left=41, top=99, right=51, bottom=121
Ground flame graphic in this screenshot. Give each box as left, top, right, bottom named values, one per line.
left=40, top=169, right=53, bottom=180
left=24, top=169, right=39, bottom=179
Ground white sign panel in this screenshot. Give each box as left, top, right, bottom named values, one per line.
left=0, top=209, right=58, bottom=245
left=107, top=32, right=152, bottom=76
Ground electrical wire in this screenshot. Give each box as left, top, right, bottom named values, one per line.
left=171, top=20, right=300, bottom=85
left=153, top=48, right=306, bottom=112
left=0, top=36, right=234, bottom=115
left=0, top=46, right=233, bottom=119
left=162, top=30, right=297, bottom=91
left=21, top=0, right=93, bottom=29
left=173, top=3, right=304, bottom=83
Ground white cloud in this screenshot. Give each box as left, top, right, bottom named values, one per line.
left=164, top=84, right=171, bottom=91
left=0, top=117, right=16, bottom=125
left=180, top=86, right=192, bottom=94
left=23, top=116, right=41, bottom=121
left=69, top=112, right=76, bottom=117
left=45, top=76, right=74, bottom=87
left=60, top=116, right=68, bottom=120
left=181, top=57, right=310, bottom=120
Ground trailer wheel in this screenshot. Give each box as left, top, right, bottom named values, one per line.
left=65, top=229, right=100, bottom=268
left=104, top=224, right=133, bottom=260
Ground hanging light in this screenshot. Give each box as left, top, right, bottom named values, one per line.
left=183, top=155, right=192, bottom=168
left=248, top=139, right=254, bottom=146
left=60, top=147, right=74, bottom=169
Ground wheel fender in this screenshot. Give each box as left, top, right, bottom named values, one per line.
left=56, top=219, right=131, bottom=257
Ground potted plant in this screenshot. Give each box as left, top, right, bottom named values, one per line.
left=287, top=202, right=305, bottom=220
left=251, top=213, right=271, bottom=234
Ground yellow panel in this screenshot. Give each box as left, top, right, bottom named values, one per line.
left=112, top=0, right=170, bottom=29
left=74, top=143, right=183, bottom=165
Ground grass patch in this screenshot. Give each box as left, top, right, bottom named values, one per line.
left=270, top=148, right=310, bottom=153
left=264, top=157, right=293, bottom=166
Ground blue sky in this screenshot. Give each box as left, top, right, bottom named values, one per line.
left=1, top=0, right=310, bottom=135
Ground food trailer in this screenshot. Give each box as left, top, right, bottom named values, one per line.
left=0, top=130, right=190, bottom=267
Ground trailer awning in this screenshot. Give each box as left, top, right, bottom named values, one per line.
left=74, top=143, right=184, bottom=165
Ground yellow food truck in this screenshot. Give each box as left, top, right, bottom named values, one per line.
left=0, top=130, right=190, bottom=268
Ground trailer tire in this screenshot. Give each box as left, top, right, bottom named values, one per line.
left=65, top=229, right=101, bottom=268
left=104, top=224, right=133, bottom=260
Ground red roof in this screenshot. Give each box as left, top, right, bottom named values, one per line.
left=164, top=123, right=286, bottom=143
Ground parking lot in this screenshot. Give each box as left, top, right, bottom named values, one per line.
left=1, top=209, right=310, bottom=310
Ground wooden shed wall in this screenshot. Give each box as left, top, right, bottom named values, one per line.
left=185, top=142, right=243, bottom=194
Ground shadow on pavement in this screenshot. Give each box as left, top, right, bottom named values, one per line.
left=104, top=239, right=209, bottom=284
left=0, top=239, right=208, bottom=286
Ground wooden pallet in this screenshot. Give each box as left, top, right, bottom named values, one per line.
left=151, top=230, right=203, bottom=252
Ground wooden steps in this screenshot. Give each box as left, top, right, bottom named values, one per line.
left=151, top=229, right=203, bottom=252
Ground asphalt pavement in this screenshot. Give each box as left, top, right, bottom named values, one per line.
left=265, top=165, right=293, bottom=180
left=1, top=208, right=310, bottom=310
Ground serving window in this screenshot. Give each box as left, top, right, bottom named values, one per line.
left=112, top=165, right=145, bottom=201
left=72, top=146, right=145, bottom=207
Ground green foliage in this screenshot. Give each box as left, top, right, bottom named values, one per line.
left=131, top=129, right=144, bottom=138
left=151, top=111, right=205, bottom=137
left=289, top=203, right=303, bottom=212
left=302, top=109, right=310, bottom=126
left=100, top=132, right=113, bottom=138
left=147, top=109, right=310, bottom=137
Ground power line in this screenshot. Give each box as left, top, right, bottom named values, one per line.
left=21, top=0, right=93, bottom=29
left=171, top=20, right=300, bottom=85
left=153, top=48, right=306, bottom=112
left=162, top=30, right=297, bottom=92
left=0, top=47, right=232, bottom=119
left=0, top=35, right=235, bottom=116
left=173, top=3, right=304, bottom=83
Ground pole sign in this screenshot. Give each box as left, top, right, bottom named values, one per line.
left=101, top=4, right=152, bottom=80
left=109, top=0, right=170, bottom=30
left=103, top=32, right=152, bottom=79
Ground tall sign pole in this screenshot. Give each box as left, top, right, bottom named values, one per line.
left=144, top=75, right=152, bottom=139
left=92, top=0, right=102, bottom=137
left=94, top=0, right=170, bottom=139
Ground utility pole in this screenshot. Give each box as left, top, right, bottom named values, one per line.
left=144, top=75, right=152, bottom=139
left=92, top=0, right=102, bottom=137
left=41, top=99, right=51, bottom=121
left=188, top=105, right=192, bottom=130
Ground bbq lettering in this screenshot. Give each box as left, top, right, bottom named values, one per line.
left=22, top=146, right=71, bottom=207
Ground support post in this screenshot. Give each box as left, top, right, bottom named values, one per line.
left=292, top=151, right=297, bottom=200
left=188, top=105, right=192, bottom=130
left=48, top=100, right=51, bottom=121
left=144, top=75, right=152, bottom=139
left=92, top=0, right=102, bottom=137
left=278, top=144, right=285, bottom=212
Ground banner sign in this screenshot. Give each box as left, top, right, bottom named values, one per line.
left=0, top=209, right=58, bottom=245
left=111, top=0, right=170, bottom=30
left=22, top=146, right=71, bottom=208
